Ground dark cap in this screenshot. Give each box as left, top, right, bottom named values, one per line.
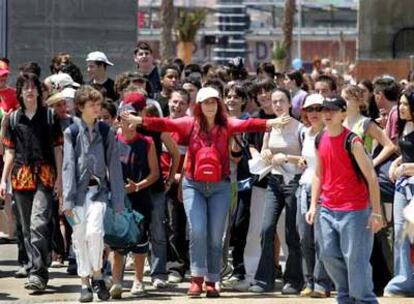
left=322, top=96, right=347, bottom=111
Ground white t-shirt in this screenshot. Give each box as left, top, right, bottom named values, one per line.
left=299, top=127, right=317, bottom=186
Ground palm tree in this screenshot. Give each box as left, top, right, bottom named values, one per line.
left=160, top=0, right=175, bottom=61
left=282, top=0, right=296, bottom=71
left=175, top=8, right=208, bottom=64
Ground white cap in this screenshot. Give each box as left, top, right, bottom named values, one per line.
left=61, top=87, right=76, bottom=99
left=86, top=51, right=114, bottom=66
left=196, top=87, right=220, bottom=103
left=302, top=93, right=324, bottom=109
left=51, top=73, right=80, bottom=89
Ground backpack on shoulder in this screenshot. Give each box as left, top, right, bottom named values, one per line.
left=68, top=120, right=144, bottom=252
left=315, top=129, right=366, bottom=183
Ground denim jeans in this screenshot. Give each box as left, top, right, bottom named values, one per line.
left=150, top=191, right=168, bottom=280
left=319, top=207, right=378, bottom=304
left=384, top=183, right=414, bottom=296
left=297, top=184, right=332, bottom=292
left=13, top=185, right=53, bottom=283
left=254, top=174, right=303, bottom=291
left=182, top=177, right=231, bottom=282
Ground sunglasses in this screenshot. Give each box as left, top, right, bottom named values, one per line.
left=304, top=106, right=322, bottom=113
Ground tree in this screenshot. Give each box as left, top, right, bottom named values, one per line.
left=160, top=0, right=175, bottom=61
left=175, top=8, right=207, bottom=64
left=282, top=0, right=296, bottom=71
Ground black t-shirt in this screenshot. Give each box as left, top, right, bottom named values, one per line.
left=154, top=93, right=170, bottom=117
left=146, top=66, right=162, bottom=95
left=90, top=78, right=118, bottom=101
left=399, top=130, right=414, bottom=163
left=246, top=109, right=276, bottom=188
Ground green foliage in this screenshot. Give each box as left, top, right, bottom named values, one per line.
left=272, top=42, right=287, bottom=61
left=176, top=8, right=208, bottom=42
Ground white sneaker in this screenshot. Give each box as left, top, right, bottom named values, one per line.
left=152, top=278, right=169, bottom=289
left=50, top=260, right=64, bottom=268
left=125, top=254, right=135, bottom=271
left=130, top=280, right=146, bottom=297
left=233, top=280, right=251, bottom=292
left=222, top=276, right=241, bottom=288
left=168, top=272, right=183, bottom=283
left=109, top=284, right=123, bottom=299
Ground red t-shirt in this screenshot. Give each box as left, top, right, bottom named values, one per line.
left=143, top=116, right=267, bottom=180
left=318, top=128, right=369, bottom=211
left=0, top=87, right=18, bottom=112
left=160, top=131, right=187, bottom=180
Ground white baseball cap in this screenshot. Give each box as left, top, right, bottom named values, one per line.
left=86, top=51, right=114, bottom=66
left=51, top=73, right=80, bottom=89
left=196, top=87, right=220, bottom=103
left=302, top=93, right=324, bottom=109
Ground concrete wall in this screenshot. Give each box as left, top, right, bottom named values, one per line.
left=358, top=0, right=414, bottom=59
left=7, top=0, right=137, bottom=81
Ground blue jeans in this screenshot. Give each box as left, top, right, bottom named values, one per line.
left=254, top=174, right=303, bottom=290
left=297, top=184, right=332, bottom=292
left=384, top=183, right=414, bottom=295
left=150, top=191, right=168, bottom=280
left=182, top=177, right=231, bottom=282
left=319, top=207, right=377, bottom=304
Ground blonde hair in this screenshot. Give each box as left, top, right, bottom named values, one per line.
left=342, top=84, right=366, bottom=112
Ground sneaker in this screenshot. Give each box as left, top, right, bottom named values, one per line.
left=281, top=283, right=300, bottom=295
left=24, top=275, right=46, bottom=291
left=248, top=284, right=266, bottom=293
left=14, top=266, right=28, bottom=278
left=300, top=287, right=313, bottom=297
left=130, top=280, right=147, bottom=297
left=187, top=277, right=204, bottom=297
left=152, top=278, right=169, bottom=289
left=222, top=276, right=241, bottom=288
left=79, top=287, right=93, bottom=303
left=51, top=260, right=64, bottom=268
left=232, top=279, right=251, bottom=292
left=168, top=271, right=183, bottom=283
left=205, top=281, right=220, bottom=298
left=220, top=263, right=233, bottom=279
left=109, top=283, right=123, bottom=299
left=125, top=254, right=135, bottom=271
left=92, top=279, right=110, bottom=301
left=310, top=290, right=330, bottom=298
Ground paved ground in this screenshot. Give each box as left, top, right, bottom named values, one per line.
left=0, top=243, right=412, bottom=304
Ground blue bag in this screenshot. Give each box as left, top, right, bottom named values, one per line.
left=103, top=196, right=144, bottom=250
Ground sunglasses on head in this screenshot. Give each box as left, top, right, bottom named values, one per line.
left=304, top=106, right=322, bottom=113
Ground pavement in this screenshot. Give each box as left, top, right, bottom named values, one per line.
left=0, top=243, right=413, bottom=304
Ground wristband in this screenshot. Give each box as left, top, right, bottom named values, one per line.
left=135, top=183, right=140, bottom=192
left=1, top=181, right=6, bottom=189
left=371, top=212, right=383, bottom=219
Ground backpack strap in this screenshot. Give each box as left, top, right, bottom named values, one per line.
left=68, top=123, right=80, bottom=150
left=344, top=131, right=367, bottom=183
left=47, top=108, right=55, bottom=127
left=314, top=129, right=325, bottom=150
left=298, top=124, right=306, bottom=148
left=9, top=110, right=18, bottom=131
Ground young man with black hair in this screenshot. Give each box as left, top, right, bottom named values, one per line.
left=314, top=75, right=337, bottom=98
left=155, top=64, right=180, bottom=117
left=86, top=51, right=118, bottom=101
left=1, top=73, right=63, bottom=292
left=306, top=96, right=384, bottom=304
left=134, top=41, right=162, bottom=94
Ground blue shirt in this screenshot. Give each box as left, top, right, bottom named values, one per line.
left=62, top=117, right=125, bottom=211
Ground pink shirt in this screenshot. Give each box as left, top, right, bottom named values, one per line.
left=385, top=105, right=398, bottom=144
left=143, top=116, right=267, bottom=180
left=318, top=128, right=369, bottom=211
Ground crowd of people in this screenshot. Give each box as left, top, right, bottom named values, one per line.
left=0, top=41, right=413, bottom=303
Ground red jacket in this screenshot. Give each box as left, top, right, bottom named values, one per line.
left=143, top=116, right=267, bottom=180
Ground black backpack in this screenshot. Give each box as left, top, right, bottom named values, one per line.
left=315, top=129, right=366, bottom=183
